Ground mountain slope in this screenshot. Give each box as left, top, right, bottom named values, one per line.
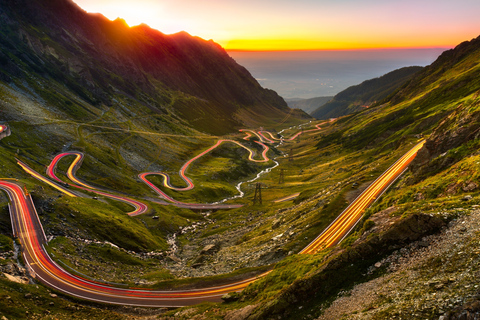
left=285, top=96, right=334, bottom=114
left=311, top=66, right=422, bottom=119
left=0, top=0, right=306, bottom=135
left=193, top=36, right=480, bottom=319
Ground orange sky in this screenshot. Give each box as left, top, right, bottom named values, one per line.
left=72, top=0, right=480, bottom=51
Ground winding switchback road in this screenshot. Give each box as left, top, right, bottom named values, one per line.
left=0, top=179, right=266, bottom=306
left=0, top=122, right=425, bottom=307
left=45, top=138, right=269, bottom=209
left=252, top=123, right=322, bottom=143
left=139, top=139, right=269, bottom=194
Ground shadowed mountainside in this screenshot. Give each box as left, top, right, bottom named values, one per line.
left=285, top=96, right=334, bottom=114
left=0, top=0, right=307, bottom=135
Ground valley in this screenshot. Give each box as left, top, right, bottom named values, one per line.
left=1, top=121, right=425, bottom=309
left=1, top=1, right=480, bottom=319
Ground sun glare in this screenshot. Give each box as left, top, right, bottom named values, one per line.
left=78, top=1, right=163, bottom=28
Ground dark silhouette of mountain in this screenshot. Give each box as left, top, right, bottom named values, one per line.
left=285, top=96, right=334, bottom=114
left=311, top=66, right=423, bottom=119
left=0, top=0, right=307, bottom=134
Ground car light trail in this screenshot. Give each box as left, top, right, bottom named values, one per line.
left=17, top=159, right=78, bottom=197
left=0, top=179, right=269, bottom=306
left=47, top=152, right=94, bottom=189
left=138, top=139, right=269, bottom=205
left=300, top=140, right=425, bottom=254
left=45, top=152, right=147, bottom=216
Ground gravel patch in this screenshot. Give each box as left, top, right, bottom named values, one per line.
left=317, top=208, right=480, bottom=320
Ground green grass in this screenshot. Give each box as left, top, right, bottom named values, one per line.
left=242, top=252, right=331, bottom=301
left=0, top=234, right=13, bottom=252
left=148, top=264, right=272, bottom=290
left=45, top=236, right=175, bottom=286
left=0, top=277, right=126, bottom=320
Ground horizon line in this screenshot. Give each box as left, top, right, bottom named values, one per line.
left=225, top=46, right=453, bottom=53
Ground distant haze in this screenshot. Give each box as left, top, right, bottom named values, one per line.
left=228, top=49, right=448, bottom=99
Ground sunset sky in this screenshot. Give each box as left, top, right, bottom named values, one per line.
left=73, top=0, right=480, bottom=51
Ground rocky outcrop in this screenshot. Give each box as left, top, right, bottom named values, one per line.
left=445, top=299, right=480, bottom=320
left=1, top=262, right=29, bottom=284
left=247, top=213, right=445, bottom=320
left=224, top=305, right=257, bottom=320
left=410, top=101, right=480, bottom=183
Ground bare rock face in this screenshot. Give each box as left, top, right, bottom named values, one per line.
left=1, top=262, right=25, bottom=277
left=201, top=244, right=218, bottom=255
left=190, top=243, right=220, bottom=268
left=3, top=273, right=29, bottom=284
left=221, top=291, right=241, bottom=303
left=410, top=103, right=480, bottom=184
left=224, top=305, right=257, bottom=320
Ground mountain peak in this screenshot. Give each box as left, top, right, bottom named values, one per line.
left=113, top=17, right=129, bottom=27
left=0, top=0, right=304, bottom=134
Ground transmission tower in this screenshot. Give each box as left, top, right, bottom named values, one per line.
left=289, top=148, right=294, bottom=162
left=278, top=169, right=285, bottom=184
left=253, top=183, right=262, bottom=205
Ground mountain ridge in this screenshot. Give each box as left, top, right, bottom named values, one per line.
left=311, top=66, right=423, bottom=119
left=285, top=96, right=334, bottom=114
left=0, top=0, right=306, bottom=135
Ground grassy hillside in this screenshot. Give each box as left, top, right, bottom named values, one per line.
left=311, top=66, right=422, bottom=120
left=155, top=36, right=480, bottom=319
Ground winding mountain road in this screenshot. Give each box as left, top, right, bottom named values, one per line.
left=0, top=122, right=426, bottom=306
left=0, top=178, right=265, bottom=306
left=43, top=138, right=270, bottom=210
left=139, top=139, right=269, bottom=195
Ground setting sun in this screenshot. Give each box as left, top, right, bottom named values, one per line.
left=72, top=0, right=480, bottom=51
